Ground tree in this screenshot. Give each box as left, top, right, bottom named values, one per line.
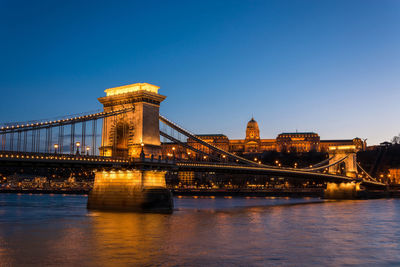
left=391, top=134, right=400, bottom=144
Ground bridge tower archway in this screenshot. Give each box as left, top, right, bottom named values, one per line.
left=328, top=145, right=358, bottom=178
left=98, top=83, right=166, bottom=158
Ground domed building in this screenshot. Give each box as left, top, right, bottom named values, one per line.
left=245, top=118, right=261, bottom=153
left=162, top=117, right=366, bottom=159
left=228, top=117, right=276, bottom=154
left=245, top=118, right=260, bottom=140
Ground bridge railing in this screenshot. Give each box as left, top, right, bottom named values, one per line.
left=0, top=150, right=129, bottom=163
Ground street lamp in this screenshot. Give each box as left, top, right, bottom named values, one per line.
left=172, top=147, right=176, bottom=159
left=54, top=144, right=59, bottom=154
left=86, top=146, right=90, bottom=156
left=76, top=142, right=81, bottom=155
left=140, top=143, right=145, bottom=159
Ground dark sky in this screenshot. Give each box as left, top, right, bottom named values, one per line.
left=1, top=0, right=399, bottom=145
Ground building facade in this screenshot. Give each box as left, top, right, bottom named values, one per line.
left=161, top=117, right=366, bottom=157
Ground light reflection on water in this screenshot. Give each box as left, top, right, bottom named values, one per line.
left=0, top=194, right=400, bottom=266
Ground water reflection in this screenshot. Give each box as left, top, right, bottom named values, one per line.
left=89, top=211, right=172, bottom=265
left=0, top=195, right=399, bottom=266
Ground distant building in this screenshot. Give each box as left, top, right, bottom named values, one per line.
left=276, top=132, right=320, bottom=152
left=380, top=141, right=392, bottom=147
left=388, top=169, right=400, bottom=184
left=161, top=117, right=366, bottom=157
left=230, top=118, right=276, bottom=153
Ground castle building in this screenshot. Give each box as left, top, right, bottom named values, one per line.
left=161, top=117, right=366, bottom=157
left=229, top=118, right=276, bottom=153
left=276, top=132, right=320, bottom=152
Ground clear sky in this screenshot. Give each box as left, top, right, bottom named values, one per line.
left=0, top=0, right=399, bottom=145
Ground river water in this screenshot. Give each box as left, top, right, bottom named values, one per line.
left=0, top=194, right=399, bottom=266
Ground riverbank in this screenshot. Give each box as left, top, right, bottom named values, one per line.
left=1, top=188, right=400, bottom=198
left=0, top=189, right=89, bottom=195
left=172, top=188, right=324, bottom=197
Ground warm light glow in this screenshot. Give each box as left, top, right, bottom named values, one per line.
left=105, top=83, right=160, bottom=96
left=54, top=144, right=59, bottom=149
left=76, top=142, right=81, bottom=147
left=329, top=145, right=356, bottom=151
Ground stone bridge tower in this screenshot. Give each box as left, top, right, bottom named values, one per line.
left=89, top=83, right=173, bottom=213
left=328, top=145, right=358, bottom=177
left=98, top=83, right=166, bottom=158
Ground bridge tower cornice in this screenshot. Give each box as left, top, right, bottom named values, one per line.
left=98, top=90, right=166, bottom=107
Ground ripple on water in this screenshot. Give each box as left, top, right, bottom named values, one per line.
left=0, top=194, right=399, bottom=266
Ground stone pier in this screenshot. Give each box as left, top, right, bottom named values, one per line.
left=87, top=169, right=173, bottom=213
left=323, top=182, right=361, bottom=199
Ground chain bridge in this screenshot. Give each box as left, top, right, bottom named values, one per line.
left=0, top=83, right=386, bottom=212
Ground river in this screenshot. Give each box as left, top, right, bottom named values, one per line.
left=0, top=194, right=399, bottom=266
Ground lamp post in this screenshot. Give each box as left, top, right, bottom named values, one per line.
left=140, top=143, right=145, bottom=160
left=54, top=144, right=59, bottom=154
left=76, top=142, right=81, bottom=155
left=86, top=146, right=90, bottom=156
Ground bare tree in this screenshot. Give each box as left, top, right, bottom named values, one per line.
left=391, top=134, right=400, bottom=144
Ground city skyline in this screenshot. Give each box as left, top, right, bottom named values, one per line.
left=1, top=0, right=399, bottom=145
left=1, top=2, right=400, bottom=266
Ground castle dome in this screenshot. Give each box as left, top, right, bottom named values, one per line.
left=246, top=117, right=260, bottom=140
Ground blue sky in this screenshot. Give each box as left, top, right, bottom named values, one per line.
left=0, top=0, right=399, bottom=145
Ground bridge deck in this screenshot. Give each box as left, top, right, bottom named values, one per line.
left=0, top=151, right=386, bottom=188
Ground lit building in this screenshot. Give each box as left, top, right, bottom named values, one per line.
left=276, top=132, right=320, bottom=152
left=388, top=169, right=400, bottom=184
left=230, top=118, right=276, bottom=153
left=188, top=134, right=230, bottom=152
left=161, top=117, right=366, bottom=157
left=320, top=138, right=366, bottom=152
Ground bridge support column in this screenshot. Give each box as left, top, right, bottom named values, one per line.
left=324, top=182, right=361, bottom=199
left=87, top=169, right=173, bottom=213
